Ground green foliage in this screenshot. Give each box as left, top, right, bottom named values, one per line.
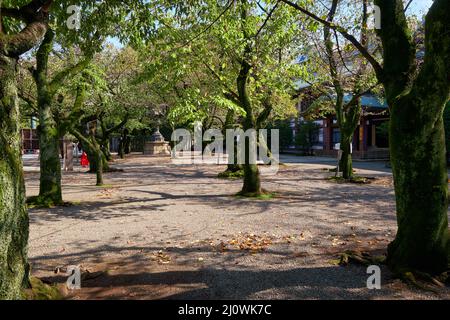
left=266, top=120, right=294, bottom=150
left=376, top=121, right=390, bottom=143
left=295, top=120, right=320, bottom=154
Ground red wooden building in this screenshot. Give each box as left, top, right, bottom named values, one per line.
left=293, top=93, right=390, bottom=160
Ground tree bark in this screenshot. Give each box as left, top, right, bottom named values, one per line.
left=0, top=0, right=50, bottom=298
left=375, top=0, right=450, bottom=274
left=338, top=102, right=361, bottom=180
left=0, top=54, right=30, bottom=299
left=33, top=30, right=62, bottom=206
left=236, top=1, right=262, bottom=196
left=92, top=137, right=104, bottom=186
left=86, top=146, right=109, bottom=174
left=237, top=60, right=261, bottom=195
left=339, top=134, right=353, bottom=180
left=222, top=109, right=242, bottom=173
left=387, top=94, right=449, bottom=274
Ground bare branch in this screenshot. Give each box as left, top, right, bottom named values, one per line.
left=279, top=0, right=384, bottom=80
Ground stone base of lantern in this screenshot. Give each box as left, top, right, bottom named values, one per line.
left=143, top=141, right=171, bottom=156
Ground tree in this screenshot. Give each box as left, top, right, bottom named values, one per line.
left=68, top=46, right=150, bottom=185
left=295, top=120, right=319, bottom=155
left=30, top=31, right=96, bottom=206
left=26, top=1, right=137, bottom=206
left=322, top=0, right=378, bottom=179
left=281, top=0, right=450, bottom=276
left=1, top=0, right=152, bottom=297
left=170, top=0, right=304, bottom=196
left=0, top=0, right=52, bottom=299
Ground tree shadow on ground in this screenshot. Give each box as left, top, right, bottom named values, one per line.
left=34, top=248, right=439, bottom=300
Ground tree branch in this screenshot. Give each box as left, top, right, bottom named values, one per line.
left=255, top=0, right=280, bottom=39
left=48, top=54, right=94, bottom=94
left=279, top=0, right=384, bottom=80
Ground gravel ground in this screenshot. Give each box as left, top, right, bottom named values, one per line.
left=24, top=154, right=450, bottom=300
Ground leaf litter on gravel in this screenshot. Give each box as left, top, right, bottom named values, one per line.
left=151, top=250, right=171, bottom=264
left=211, top=233, right=305, bottom=254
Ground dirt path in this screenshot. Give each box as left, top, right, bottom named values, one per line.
left=24, top=155, right=450, bottom=299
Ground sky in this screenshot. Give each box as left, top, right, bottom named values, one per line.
left=408, top=0, right=433, bottom=15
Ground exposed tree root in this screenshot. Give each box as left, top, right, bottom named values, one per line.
left=22, top=277, right=64, bottom=300
left=337, top=250, right=386, bottom=266
left=334, top=250, right=449, bottom=293
left=395, top=270, right=448, bottom=293
left=26, top=196, right=71, bottom=209
left=218, top=169, right=244, bottom=179
left=236, top=189, right=275, bottom=199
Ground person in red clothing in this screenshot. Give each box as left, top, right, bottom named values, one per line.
left=80, top=151, right=89, bottom=168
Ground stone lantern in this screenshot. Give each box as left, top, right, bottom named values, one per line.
left=143, top=127, right=171, bottom=156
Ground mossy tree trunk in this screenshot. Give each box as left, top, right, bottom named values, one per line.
left=91, top=134, right=104, bottom=186
left=337, top=102, right=361, bottom=180
left=86, top=145, right=109, bottom=174
left=101, top=139, right=112, bottom=162
left=222, top=109, right=242, bottom=173
left=118, top=137, right=125, bottom=159
left=375, top=0, right=450, bottom=274
left=235, top=1, right=262, bottom=196
left=33, top=30, right=62, bottom=205
left=0, top=0, right=51, bottom=299
left=387, top=94, right=449, bottom=274
left=0, top=53, right=30, bottom=300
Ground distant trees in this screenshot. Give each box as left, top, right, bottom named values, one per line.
left=295, top=121, right=320, bottom=155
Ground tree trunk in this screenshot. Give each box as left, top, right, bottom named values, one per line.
left=95, top=147, right=104, bottom=186
left=339, top=134, right=353, bottom=180
left=387, top=94, right=449, bottom=274
left=83, top=139, right=109, bottom=173
left=37, top=101, right=62, bottom=205
left=0, top=3, right=50, bottom=297
left=375, top=0, right=450, bottom=274
left=118, top=138, right=125, bottom=159
left=34, top=30, right=62, bottom=206
left=101, top=138, right=112, bottom=162
left=242, top=163, right=261, bottom=194
left=237, top=61, right=261, bottom=195
left=338, top=103, right=361, bottom=180
left=222, top=110, right=242, bottom=173
left=0, top=54, right=30, bottom=299
left=236, top=3, right=262, bottom=196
